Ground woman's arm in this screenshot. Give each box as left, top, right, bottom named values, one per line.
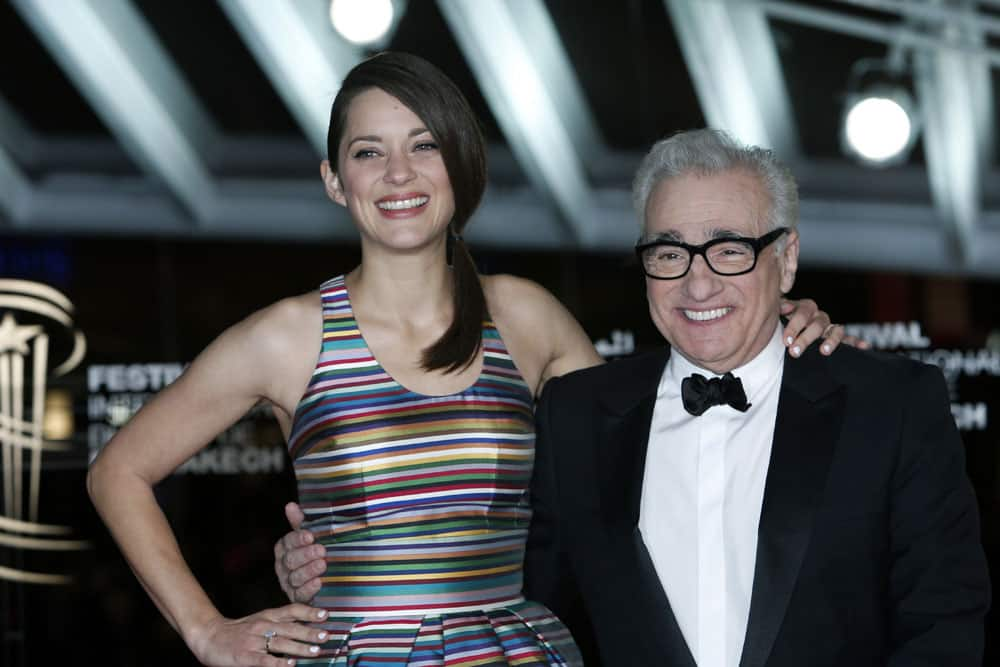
left=87, top=298, right=328, bottom=666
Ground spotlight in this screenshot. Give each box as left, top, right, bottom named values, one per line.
left=842, top=89, right=916, bottom=165
left=329, top=0, right=398, bottom=46
left=841, top=59, right=919, bottom=167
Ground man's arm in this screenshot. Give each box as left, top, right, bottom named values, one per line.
left=525, top=376, right=601, bottom=665
left=887, top=364, right=990, bottom=665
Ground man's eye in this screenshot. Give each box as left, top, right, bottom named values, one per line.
left=712, top=243, right=751, bottom=257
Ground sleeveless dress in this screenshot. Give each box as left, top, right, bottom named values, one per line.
left=286, top=276, right=583, bottom=666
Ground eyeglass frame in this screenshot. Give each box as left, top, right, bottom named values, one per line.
left=634, top=227, right=790, bottom=280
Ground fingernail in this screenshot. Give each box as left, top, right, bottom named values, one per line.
left=785, top=336, right=793, bottom=346
left=310, top=645, right=320, bottom=654
left=318, top=631, right=328, bottom=640
left=822, top=344, right=831, bottom=354
left=317, top=610, right=328, bottom=619
left=792, top=346, right=801, bottom=356
left=287, top=660, right=295, bottom=665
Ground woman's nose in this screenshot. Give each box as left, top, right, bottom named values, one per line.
left=383, top=151, right=416, bottom=185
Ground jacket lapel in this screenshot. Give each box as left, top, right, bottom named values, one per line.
left=597, top=348, right=668, bottom=530
left=595, top=348, right=697, bottom=667
left=739, top=351, right=845, bottom=667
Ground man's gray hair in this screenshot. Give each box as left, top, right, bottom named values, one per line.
left=632, top=128, right=799, bottom=239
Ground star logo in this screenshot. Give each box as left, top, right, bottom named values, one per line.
left=0, top=312, right=43, bottom=355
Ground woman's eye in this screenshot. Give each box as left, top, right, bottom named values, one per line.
left=352, top=148, right=379, bottom=159
left=414, top=141, right=439, bottom=152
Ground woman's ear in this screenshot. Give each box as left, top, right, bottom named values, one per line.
left=320, top=160, right=346, bottom=206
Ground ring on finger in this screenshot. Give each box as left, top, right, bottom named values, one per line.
left=263, top=629, right=277, bottom=653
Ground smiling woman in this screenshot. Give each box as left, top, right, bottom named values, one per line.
left=85, top=52, right=848, bottom=667
left=323, top=53, right=487, bottom=375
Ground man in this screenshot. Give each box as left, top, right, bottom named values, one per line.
left=522, top=129, right=989, bottom=666
left=274, top=129, right=989, bottom=666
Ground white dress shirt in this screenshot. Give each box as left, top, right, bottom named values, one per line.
left=638, top=324, right=785, bottom=667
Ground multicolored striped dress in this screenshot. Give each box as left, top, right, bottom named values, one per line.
left=286, top=276, right=582, bottom=666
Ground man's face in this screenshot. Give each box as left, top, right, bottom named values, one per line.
left=643, top=168, right=799, bottom=374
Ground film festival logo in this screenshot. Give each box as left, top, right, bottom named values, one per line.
left=0, top=279, right=89, bottom=584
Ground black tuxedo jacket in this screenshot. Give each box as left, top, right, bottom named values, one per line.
left=525, top=344, right=989, bottom=666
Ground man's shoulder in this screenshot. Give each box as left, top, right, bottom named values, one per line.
left=547, top=348, right=670, bottom=395
left=809, top=343, right=946, bottom=390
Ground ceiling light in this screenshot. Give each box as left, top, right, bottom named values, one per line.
left=842, top=89, right=916, bottom=165
left=841, top=56, right=919, bottom=167
left=329, top=0, right=396, bottom=45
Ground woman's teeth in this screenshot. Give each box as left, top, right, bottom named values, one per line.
left=377, top=196, right=428, bottom=211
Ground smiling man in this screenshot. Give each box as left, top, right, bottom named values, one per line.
left=524, top=129, right=989, bottom=666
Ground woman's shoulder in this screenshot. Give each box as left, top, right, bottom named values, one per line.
left=231, top=289, right=322, bottom=359
left=481, top=274, right=602, bottom=394
left=482, top=274, right=562, bottom=322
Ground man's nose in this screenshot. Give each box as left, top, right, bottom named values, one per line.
left=683, top=253, right=722, bottom=300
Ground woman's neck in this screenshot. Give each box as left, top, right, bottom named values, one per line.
left=346, top=249, right=454, bottom=327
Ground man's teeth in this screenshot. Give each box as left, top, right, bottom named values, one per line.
left=377, top=196, right=428, bottom=210
left=684, top=307, right=732, bottom=322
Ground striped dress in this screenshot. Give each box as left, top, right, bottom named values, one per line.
left=287, top=276, right=583, bottom=666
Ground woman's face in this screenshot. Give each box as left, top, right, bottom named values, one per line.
left=323, top=87, right=455, bottom=253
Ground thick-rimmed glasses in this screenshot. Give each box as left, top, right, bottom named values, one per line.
left=635, top=227, right=789, bottom=280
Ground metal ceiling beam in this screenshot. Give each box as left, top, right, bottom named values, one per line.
left=218, top=0, right=363, bottom=157
left=664, top=0, right=800, bottom=157
left=499, top=0, right=604, bottom=164
left=437, top=0, right=603, bottom=245
left=0, top=148, right=31, bottom=225
left=798, top=199, right=1000, bottom=277
left=836, top=0, right=1000, bottom=37
left=12, top=0, right=219, bottom=223
left=5, top=174, right=1000, bottom=277
left=0, top=96, right=36, bottom=168
left=0, top=96, right=34, bottom=224
left=5, top=179, right=572, bottom=247
left=760, top=0, right=1000, bottom=67
left=913, top=3, right=988, bottom=263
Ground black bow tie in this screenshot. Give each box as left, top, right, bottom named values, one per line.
left=681, top=372, right=751, bottom=416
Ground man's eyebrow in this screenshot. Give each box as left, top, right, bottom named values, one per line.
left=640, top=231, right=684, bottom=244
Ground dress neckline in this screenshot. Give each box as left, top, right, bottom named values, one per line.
left=338, top=275, right=486, bottom=399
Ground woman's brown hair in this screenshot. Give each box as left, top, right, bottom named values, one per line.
left=327, top=52, right=488, bottom=373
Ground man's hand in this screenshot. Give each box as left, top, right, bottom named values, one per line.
left=274, top=502, right=326, bottom=604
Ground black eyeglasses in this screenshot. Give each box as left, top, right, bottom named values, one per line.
left=635, top=227, right=789, bottom=280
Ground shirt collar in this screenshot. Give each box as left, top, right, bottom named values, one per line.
left=661, top=322, right=786, bottom=404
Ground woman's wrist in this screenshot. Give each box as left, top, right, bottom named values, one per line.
left=180, top=606, right=226, bottom=657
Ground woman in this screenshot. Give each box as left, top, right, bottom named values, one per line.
left=88, top=52, right=848, bottom=666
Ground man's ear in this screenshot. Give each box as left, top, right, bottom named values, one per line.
left=320, top=160, right=346, bottom=206
left=779, top=229, right=799, bottom=294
